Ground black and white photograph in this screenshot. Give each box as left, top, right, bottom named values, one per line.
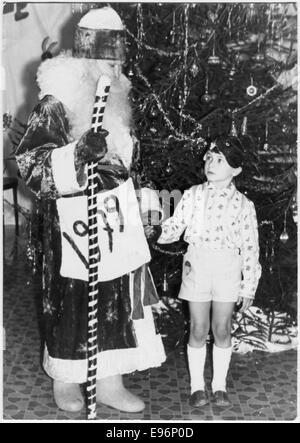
left=1, top=1, right=298, bottom=423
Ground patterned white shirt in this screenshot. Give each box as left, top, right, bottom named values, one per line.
left=158, top=181, right=261, bottom=299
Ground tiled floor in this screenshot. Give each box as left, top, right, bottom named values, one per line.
left=2, top=226, right=298, bottom=421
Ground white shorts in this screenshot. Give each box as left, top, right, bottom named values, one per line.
left=178, top=246, right=242, bottom=303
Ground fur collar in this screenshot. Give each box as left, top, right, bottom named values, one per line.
left=37, top=52, right=133, bottom=168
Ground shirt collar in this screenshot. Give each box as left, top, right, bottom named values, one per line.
left=206, top=181, right=236, bottom=197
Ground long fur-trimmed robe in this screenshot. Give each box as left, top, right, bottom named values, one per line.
left=15, top=53, right=166, bottom=383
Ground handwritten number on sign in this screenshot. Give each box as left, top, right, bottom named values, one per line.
left=103, top=195, right=124, bottom=232
left=62, top=194, right=124, bottom=267
left=97, top=210, right=114, bottom=252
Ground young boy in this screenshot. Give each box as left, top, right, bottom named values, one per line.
left=156, top=135, right=261, bottom=407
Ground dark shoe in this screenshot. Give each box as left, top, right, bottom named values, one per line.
left=189, top=390, right=209, bottom=408
left=212, top=390, right=231, bottom=407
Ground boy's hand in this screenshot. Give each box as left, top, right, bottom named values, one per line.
left=236, top=296, right=253, bottom=313
left=144, top=225, right=155, bottom=239
left=141, top=210, right=162, bottom=240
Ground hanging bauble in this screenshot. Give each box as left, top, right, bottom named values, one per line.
left=207, top=11, right=218, bottom=22
left=241, top=116, right=248, bottom=135
left=230, top=118, right=238, bottom=137
left=165, top=161, right=173, bottom=175
left=226, top=42, right=237, bottom=52
left=221, top=60, right=228, bottom=70
left=208, top=54, right=221, bottom=65
left=201, top=76, right=212, bottom=103
left=201, top=93, right=212, bottom=103
left=246, top=84, right=258, bottom=97
left=127, top=67, right=134, bottom=78
left=280, top=229, right=289, bottom=243
left=263, top=142, right=269, bottom=151
left=207, top=39, right=221, bottom=66
left=150, top=107, right=158, bottom=117
left=229, top=66, right=236, bottom=79
left=190, top=62, right=199, bottom=77
left=248, top=3, right=257, bottom=18
left=291, top=195, right=297, bottom=224
left=163, top=269, right=168, bottom=292
left=253, top=52, right=265, bottom=63
left=235, top=53, right=250, bottom=63
left=280, top=212, right=289, bottom=243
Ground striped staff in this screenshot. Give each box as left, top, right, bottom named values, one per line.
left=86, top=75, right=111, bottom=420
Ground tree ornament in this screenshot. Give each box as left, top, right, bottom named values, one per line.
left=190, top=62, right=199, bottom=77
left=235, top=52, right=250, bottom=63
left=207, top=10, right=218, bottom=23
left=201, top=93, right=212, bottom=104
left=253, top=52, right=265, bottom=63
left=127, top=64, right=134, bottom=78
left=208, top=38, right=221, bottom=65
left=248, top=3, right=257, bottom=20
left=246, top=77, right=257, bottom=97
left=229, top=66, right=236, bottom=79
left=201, top=77, right=212, bottom=103
left=230, top=115, right=238, bottom=137
left=170, top=11, right=176, bottom=44
left=280, top=212, right=289, bottom=243
left=291, top=194, right=297, bottom=224
left=165, top=160, right=173, bottom=175
left=221, top=60, right=228, bottom=70
left=163, top=268, right=168, bottom=292
left=241, top=116, right=248, bottom=135
left=263, top=122, right=269, bottom=150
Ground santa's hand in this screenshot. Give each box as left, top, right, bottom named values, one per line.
left=236, top=296, right=253, bottom=313
left=75, top=129, right=108, bottom=166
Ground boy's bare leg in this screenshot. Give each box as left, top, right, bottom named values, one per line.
left=211, top=301, right=235, bottom=348
left=96, top=374, right=145, bottom=413
left=187, top=301, right=211, bottom=406
left=53, top=380, right=84, bottom=412
left=211, top=301, right=235, bottom=405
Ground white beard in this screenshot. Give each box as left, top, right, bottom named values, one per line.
left=37, top=52, right=133, bottom=168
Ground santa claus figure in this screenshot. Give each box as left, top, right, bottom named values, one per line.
left=15, top=6, right=166, bottom=413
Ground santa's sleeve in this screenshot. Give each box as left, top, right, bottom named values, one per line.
left=15, top=95, right=87, bottom=200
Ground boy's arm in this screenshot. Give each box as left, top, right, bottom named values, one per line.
left=157, top=188, right=193, bottom=244
left=239, top=200, right=262, bottom=300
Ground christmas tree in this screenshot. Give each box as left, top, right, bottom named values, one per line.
left=7, top=2, right=296, bottom=353
left=108, top=2, right=297, bottom=351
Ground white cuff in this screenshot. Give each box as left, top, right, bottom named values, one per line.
left=51, top=142, right=87, bottom=195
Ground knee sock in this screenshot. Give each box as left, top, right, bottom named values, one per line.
left=187, top=344, right=207, bottom=394
left=211, top=344, right=232, bottom=393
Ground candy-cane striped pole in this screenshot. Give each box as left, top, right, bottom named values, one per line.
left=86, top=75, right=111, bottom=420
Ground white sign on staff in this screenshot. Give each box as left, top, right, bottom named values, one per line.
left=56, top=178, right=151, bottom=282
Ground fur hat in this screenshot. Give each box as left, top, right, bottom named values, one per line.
left=73, top=6, right=126, bottom=61
left=207, top=135, right=245, bottom=168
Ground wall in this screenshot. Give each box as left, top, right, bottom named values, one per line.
left=2, top=2, right=84, bottom=224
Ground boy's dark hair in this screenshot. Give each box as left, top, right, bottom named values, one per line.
left=208, top=135, right=245, bottom=169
